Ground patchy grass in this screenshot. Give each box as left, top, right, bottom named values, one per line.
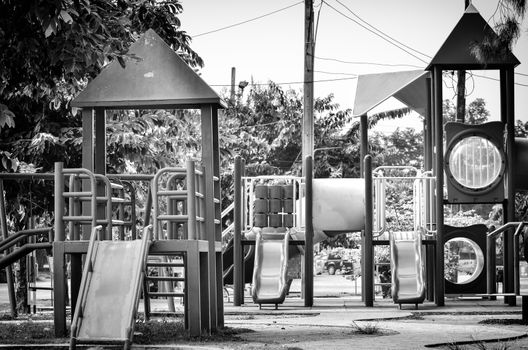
left=350, top=321, right=381, bottom=335
left=479, top=318, right=528, bottom=326
left=0, top=317, right=252, bottom=346
left=444, top=341, right=512, bottom=350
left=0, top=321, right=67, bottom=344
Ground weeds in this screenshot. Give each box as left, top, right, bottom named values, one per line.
left=350, top=321, right=381, bottom=335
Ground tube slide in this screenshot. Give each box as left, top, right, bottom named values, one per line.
left=390, top=231, right=425, bottom=308
left=251, top=228, right=290, bottom=308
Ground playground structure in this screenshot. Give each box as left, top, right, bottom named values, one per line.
left=225, top=4, right=528, bottom=314
left=1, top=4, right=528, bottom=349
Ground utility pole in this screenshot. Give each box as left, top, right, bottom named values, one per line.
left=230, top=67, right=236, bottom=106
left=302, top=0, right=315, bottom=176
left=456, top=0, right=470, bottom=123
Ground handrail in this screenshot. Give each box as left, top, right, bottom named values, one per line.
left=487, top=222, right=523, bottom=238
left=0, top=242, right=52, bottom=270
left=221, top=202, right=234, bottom=219
left=373, top=165, right=419, bottom=177
left=70, top=225, right=103, bottom=343
left=0, top=227, right=53, bottom=252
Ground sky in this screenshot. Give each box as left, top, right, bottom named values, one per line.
left=179, top=1, right=528, bottom=129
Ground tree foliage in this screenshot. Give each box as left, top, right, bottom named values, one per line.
left=471, top=0, right=526, bottom=62
left=0, top=0, right=202, bottom=174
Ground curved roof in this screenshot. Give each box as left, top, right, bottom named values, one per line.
left=353, top=70, right=429, bottom=117
left=72, top=29, right=225, bottom=109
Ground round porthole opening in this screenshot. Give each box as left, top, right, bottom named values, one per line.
left=444, top=237, right=485, bottom=285
left=446, top=135, right=504, bottom=192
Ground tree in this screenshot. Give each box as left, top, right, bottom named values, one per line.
left=0, top=0, right=202, bottom=173
left=471, top=0, right=526, bottom=62
left=0, top=0, right=202, bottom=314
left=443, top=98, right=490, bottom=124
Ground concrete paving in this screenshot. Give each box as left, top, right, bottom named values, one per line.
left=1, top=274, right=528, bottom=349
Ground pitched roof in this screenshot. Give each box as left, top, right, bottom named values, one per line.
left=72, top=29, right=225, bottom=109
left=353, top=70, right=429, bottom=117
left=426, top=4, right=520, bottom=70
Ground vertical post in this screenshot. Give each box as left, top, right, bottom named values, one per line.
left=487, top=234, right=497, bottom=295
left=302, top=0, right=315, bottom=176
left=53, top=163, right=66, bottom=337
left=504, top=67, right=516, bottom=306
left=304, top=155, right=314, bottom=307
left=425, top=75, right=435, bottom=301
left=81, top=108, right=94, bottom=241
left=211, top=108, right=224, bottom=328
left=360, top=114, right=368, bottom=175
left=54, top=162, right=65, bottom=241
left=187, top=160, right=197, bottom=240
left=201, top=105, right=217, bottom=332
left=233, top=156, right=244, bottom=306
left=230, top=67, right=236, bottom=105
left=364, top=155, right=374, bottom=307
left=360, top=113, right=368, bottom=302
left=433, top=66, right=445, bottom=306
left=0, top=180, right=17, bottom=317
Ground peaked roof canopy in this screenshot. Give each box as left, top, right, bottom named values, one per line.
left=426, top=4, right=520, bottom=70
left=353, top=70, right=429, bottom=117
left=72, top=29, right=225, bottom=109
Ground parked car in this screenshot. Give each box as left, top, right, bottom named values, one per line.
left=324, top=253, right=354, bottom=275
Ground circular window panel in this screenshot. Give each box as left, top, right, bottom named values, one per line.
left=444, top=237, right=485, bottom=285
left=447, top=136, right=504, bottom=191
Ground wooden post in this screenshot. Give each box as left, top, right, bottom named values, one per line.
left=233, top=156, right=244, bottom=306
left=201, top=105, right=218, bottom=332
left=0, top=180, right=17, bottom=317
left=505, top=67, right=516, bottom=306
left=364, top=155, right=374, bottom=307
left=302, top=0, right=315, bottom=176
left=304, top=156, right=314, bottom=307
left=433, top=66, right=445, bottom=306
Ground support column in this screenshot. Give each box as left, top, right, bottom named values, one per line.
left=201, top=105, right=218, bottom=332
left=504, top=67, right=516, bottom=306
left=304, top=156, right=314, bottom=307
left=433, top=66, right=445, bottom=306
left=233, top=156, right=244, bottom=306
left=364, top=155, right=374, bottom=307
left=425, top=76, right=435, bottom=302
left=211, top=109, right=224, bottom=328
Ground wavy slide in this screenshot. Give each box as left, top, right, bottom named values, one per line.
left=390, top=231, right=425, bottom=309
left=251, top=228, right=290, bottom=308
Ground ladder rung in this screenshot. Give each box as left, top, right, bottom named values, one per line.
left=214, top=219, right=221, bottom=225
left=148, top=292, right=185, bottom=298
left=214, top=198, right=220, bottom=204
left=195, top=192, right=204, bottom=199
left=63, top=192, right=93, bottom=198
left=147, top=262, right=185, bottom=268
left=158, top=190, right=187, bottom=197
left=111, top=197, right=126, bottom=203
left=63, top=216, right=94, bottom=222
left=157, top=215, right=188, bottom=222
left=147, top=276, right=185, bottom=282
left=110, top=183, right=124, bottom=190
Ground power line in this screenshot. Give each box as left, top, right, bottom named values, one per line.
left=313, top=55, right=425, bottom=69
left=322, top=1, right=430, bottom=64
left=314, top=70, right=358, bottom=76
left=209, top=76, right=357, bottom=87
left=193, top=1, right=303, bottom=38
left=332, top=0, right=432, bottom=60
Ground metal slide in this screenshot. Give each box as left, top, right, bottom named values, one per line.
left=251, top=228, right=290, bottom=308
left=70, top=226, right=150, bottom=349
left=390, top=231, right=425, bottom=309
